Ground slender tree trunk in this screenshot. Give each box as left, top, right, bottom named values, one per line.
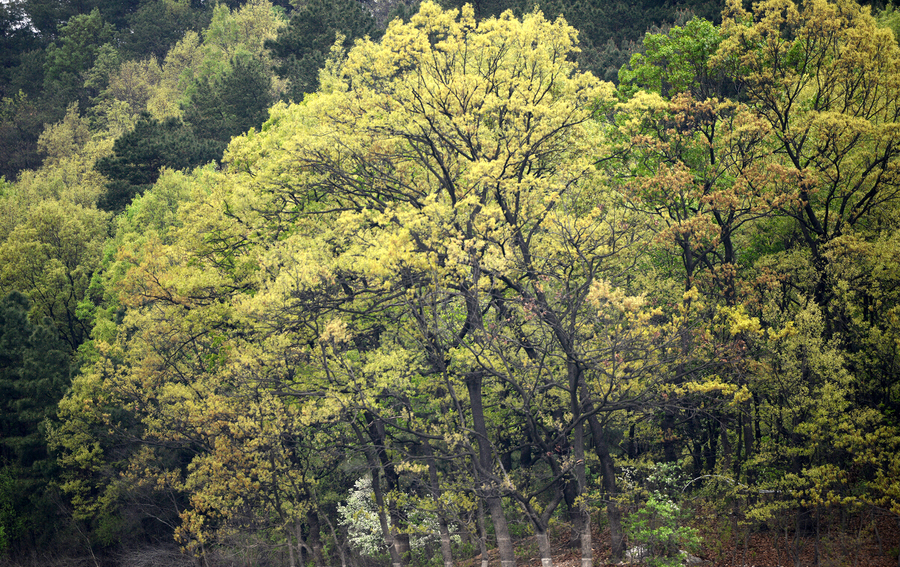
left=321, top=510, right=350, bottom=567
left=573, top=420, right=593, bottom=567
left=366, top=412, right=411, bottom=563
left=307, top=509, right=327, bottom=567
left=286, top=529, right=297, bottom=567
left=561, top=469, right=584, bottom=550
left=486, top=495, right=516, bottom=567
left=688, top=415, right=704, bottom=478
left=354, top=421, right=404, bottom=567
left=583, top=409, right=623, bottom=562
left=294, top=521, right=312, bottom=567
left=467, top=374, right=517, bottom=567
left=424, top=441, right=455, bottom=567
left=742, top=402, right=755, bottom=484
left=536, top=528, right=554, bottom=567
left=568, top=360, right=592, bottom=567
left=720, top=419, right=732, bottom=474
left=706, top=416, right=718, bottom=472
left=662, top=410, right=678, bottom=463
left=372, top=466, right=404, bottom=567
left=519, top=486, right=564, bottom=567
left=476, top=497, right=490, bottom=567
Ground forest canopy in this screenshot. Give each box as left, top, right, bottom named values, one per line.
left=2, top=0, right=900, bottom=566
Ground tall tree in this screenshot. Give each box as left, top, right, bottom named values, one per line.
left=0, top=200, right=109, bottom=350
left=0, top=291, right=70, bottom=553
left=184, top=53, right=273, bottom=143
left=57, top=4, right=721, bottom=567
left=42, top=8, right=117, bottom=108
left=95, top=114, right=224, bottom=211
left=714, top=0, right=900, bottom=326
left=265, top=0, right=377, bottom=101
left=0, top=291, right=70, bottom=470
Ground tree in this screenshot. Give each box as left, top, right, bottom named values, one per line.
left=713, top=0, right=900, bottom=326
left=42, top=8, right=117, bottom=108
left=265, top=0, right=377, bottom=101
left=95, top=114, right=224, bottom=211
left=120, top=0, right=213, bottom=61
left=62, top=4, right=721, bottom=567
left=0, top=91, right=45, bottom=180
left=0, top=291, right=70, bottom=469
left=184, top=53, right=273, bottom=143
left=0, top=291, right=70, bottom=553
left=96, top=57, right=163, bottom=120
left=199, top=0, right=286, bottom=67
left=618, top=17, right=732, bottom=100
left=0, top=200, right=109, bottom=349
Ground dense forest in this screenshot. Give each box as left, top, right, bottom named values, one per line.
left=2, top=0, right=900, bottom=565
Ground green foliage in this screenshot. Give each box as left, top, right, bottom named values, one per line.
left=43, top=9, right=117, bottom=107
left=184, top=53, right=272, bottom=142
left=3, top=0, right=898, bottom=563
left=265, top=0, right=377, bottom=101
left=514, top=0, right=723, bottom=84
left=120, top=0, right=214, bottom=60
left=618, top=17, right=728, bottom=99
left=620, top=463, right=701, bottom=567
left=0, top=292, right=71, bottom=554
left=0, top=292, right=70, bottom=464
left=875, top=4, right=900, bottom=42
left=95, top=114, right=224, bottom=211
left=0, top=91, right=45, bottom=180
left=0, top=467, right=21, bottom=553
left=624, top=493, right=702, bottom=567
left=0, top=201, right=110, bottom=349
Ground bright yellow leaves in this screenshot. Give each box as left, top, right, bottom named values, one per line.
left=716, top=0, right=900, bottom=244
left=63, top=3, right=633, bottom=554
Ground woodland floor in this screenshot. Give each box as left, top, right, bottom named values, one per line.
left=474, top=512, right=900, bottom=567
left=2, top=511, right=898, bottom=566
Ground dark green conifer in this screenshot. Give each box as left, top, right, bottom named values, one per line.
left=266, top=0, right=378, bottom=102
left=184, top=54, right=272, bottom=143
left=96, top=114, right=224, bottom=212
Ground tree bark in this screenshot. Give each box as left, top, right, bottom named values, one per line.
left=467, top=373, right=517, bottom=567
left=320, top=509, right=350, bottom=567
left=573, top=420, right=593, bottom=567
left=307, top=509, right=327, bottom=567
left=354, top=421, right=404, bottom=567
left=476, top=497, right=490, bottom=567
left=424, top=441, right=455, bottom=567
left=536, top=528, right=554, bottom=567
left=586, top=413, right=624, bottom=562
left=366, top=412, right=411, bottom=563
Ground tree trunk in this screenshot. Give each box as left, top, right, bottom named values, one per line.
left=286, top=529, right=297, bottom=567
left=587, top=413, right=624, bottom=562
left=354, top=421, right=404, bottom=567
left=372, top=467, right=404, bottom=567
left=467, top=374, right=517, bottom=567
left=571, top=392, right=592, bottom=567
left=477, top=497, right=490, bottom=567
left=366, top=412, right=410, bottom=564
left=424, top=441, right=455, bottom=567
left=321, top=510, right=350, bottom=567
left=706, top=416, right=718, bottom=473
left=662, top=409, right=678, bottom=463
left=688, top=415, right=704, bottom=478
left=307, top=509, right=327, bottom=567
left=536, top=528, right=554, bottom=567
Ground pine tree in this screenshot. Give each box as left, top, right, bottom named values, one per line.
left=265, top=0, right=378, bottom=102
left=95, top=114, right=225, bottom=211
left=184, top=54, right=272, bottom=143
left=0, top=291, right=70, bottom=551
